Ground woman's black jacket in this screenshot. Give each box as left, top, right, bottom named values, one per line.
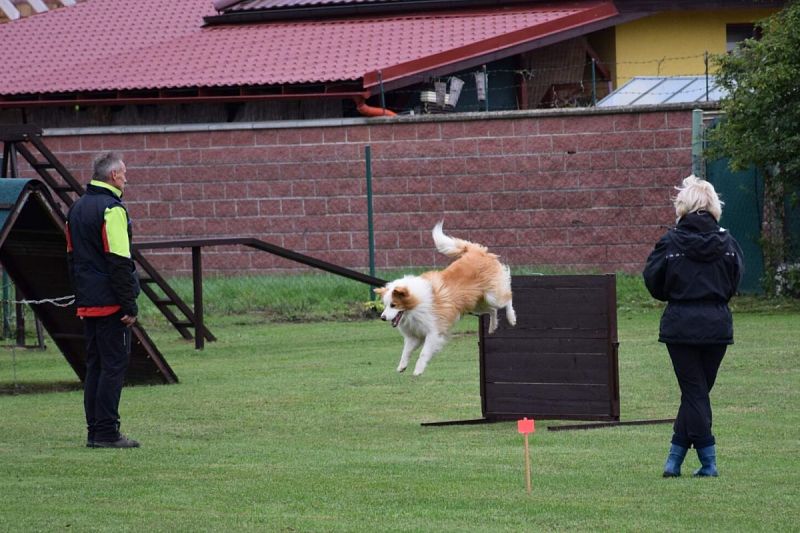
left=643, top=211, right=744, bottom=345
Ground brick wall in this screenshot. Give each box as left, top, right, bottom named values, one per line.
left=44, top=108, right=693, bottom=276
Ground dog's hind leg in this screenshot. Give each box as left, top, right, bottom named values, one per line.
left=487, top=286, right=516, bottom=329
left=505, top=301, right=516, bottom=326
left=488, top=308, right=499, bottom=333
left=397, top=336, right=422, bottom=373
left=498, top=264, right=516, bottom=327
left=484, top=293, right=504, bottom=333
left=413, top=334, right=447, bottom=376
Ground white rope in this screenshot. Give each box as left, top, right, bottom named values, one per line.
left=1, top=295, right=76, bottom=307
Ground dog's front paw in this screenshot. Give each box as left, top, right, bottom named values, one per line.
left=397, top=363, right=408, bottom=373
left=412, top=363, right=427, bottom=376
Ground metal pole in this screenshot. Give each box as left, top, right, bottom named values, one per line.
left=34, top=317, right=45, bottom=349
left=378, top=71, right=386, bottom=116
left=1, top=148, right=11, bottom=339
left=15, top=286, right=25, bottom=347
left=691, top=108, right=704, bottom=178
left=191, top=246, right=204, bottom=350
left=2, top=145, right=9, bottom=177
left=2, top=271, right=10, bottom=339
left=483, top=65, right=489, bottom=112
left=591, top=58, right=597, bottom=106
left=365, top=145, right=376, bottom=298
left=704, top=51, right=709, bottom=102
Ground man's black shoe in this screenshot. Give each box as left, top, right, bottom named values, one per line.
left=93, top=435, right=140, bottom=448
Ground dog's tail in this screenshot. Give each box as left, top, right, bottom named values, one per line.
left=432, top=221, right=487, bottom=258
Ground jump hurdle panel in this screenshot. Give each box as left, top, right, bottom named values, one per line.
left=478, top=274, right=619, bottom=422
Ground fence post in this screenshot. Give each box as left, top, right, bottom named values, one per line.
left=2, top=270, right=10, bottom=338
left=365, top=145, right=376, bottom=298
left=691, top=108, right=704, bottom=178
left=483, top=65, right=489, bottom=112
left=378, top=71, right=386, bottom=116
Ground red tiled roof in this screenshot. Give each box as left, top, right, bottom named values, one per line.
left=215, top=0, right=384, bottom=10
left=0, top=0, right=618, bottom=98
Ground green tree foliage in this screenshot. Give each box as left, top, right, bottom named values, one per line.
left=710, top=2, right=800, bottom=293
left=710, top=1, right=800, bottom=190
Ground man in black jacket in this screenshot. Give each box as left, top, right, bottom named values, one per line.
left=67, top=152, right=140, bottom=449
left=644, top=175, right=743, bottom=477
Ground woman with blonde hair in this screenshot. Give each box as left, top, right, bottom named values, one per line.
left=643, top=175, right=743, bottom=477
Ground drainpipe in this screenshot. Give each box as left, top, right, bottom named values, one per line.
left=353, top=96, right=396, bottom=117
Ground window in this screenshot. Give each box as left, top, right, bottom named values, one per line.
left=726, top=23, right=760, bottom=53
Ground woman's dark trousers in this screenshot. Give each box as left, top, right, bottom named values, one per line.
left=666, top=343, right=727, bottom=449
left=83, top=313, right=131, bottom=442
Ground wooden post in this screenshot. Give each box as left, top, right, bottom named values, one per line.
left=523, top=433, right=531, bottom=494
left=517, top=417, right=534, bottom=494
left=191, top=246, right=204, bottom=350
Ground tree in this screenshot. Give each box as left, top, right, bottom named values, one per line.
left=709, top=1, right=800, bottom=294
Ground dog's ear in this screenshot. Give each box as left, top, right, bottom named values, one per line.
left=392, top=287, right=409, bottom=299
left=374, top=287, right=387, bottom=296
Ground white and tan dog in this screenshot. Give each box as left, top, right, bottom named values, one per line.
left=375, top=222, right=516, bottom=376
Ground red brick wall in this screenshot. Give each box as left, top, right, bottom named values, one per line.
left=44, top=109, right=692, bottom=276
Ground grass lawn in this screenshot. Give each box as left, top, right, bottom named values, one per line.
left=0, top=276, right=798, bottom=531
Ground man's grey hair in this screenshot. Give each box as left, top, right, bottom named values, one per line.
left=92, top=152, right=125, bottom=182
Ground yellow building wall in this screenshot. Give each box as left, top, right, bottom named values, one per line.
left=614, top=9, right=779, bottom=86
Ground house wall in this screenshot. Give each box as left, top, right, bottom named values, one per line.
left=614, top=8, right=778, bottom=86
left=40, top=108, right=694, bottom=277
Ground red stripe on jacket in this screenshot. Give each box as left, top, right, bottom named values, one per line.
left=65, top=223, right=73, bottom=252
left=77, top=305, right=122, bottom=317
left=101, top=221, right=110, bottom=252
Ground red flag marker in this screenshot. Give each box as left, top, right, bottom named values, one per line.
left=517, top=418, right=535, bottom=493
left=517, top=417, right=535, bottom=435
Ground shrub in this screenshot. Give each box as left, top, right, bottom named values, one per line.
left=774, top=262, right=800, bottom=298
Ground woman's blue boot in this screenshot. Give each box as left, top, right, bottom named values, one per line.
left=693, top=445, right=719, bottom=477
left=663, top=444, right=689, bottom=477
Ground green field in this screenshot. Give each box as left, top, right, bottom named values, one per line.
left=0, top=274, right=798, bottom=532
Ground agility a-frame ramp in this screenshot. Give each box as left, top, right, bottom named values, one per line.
left=1, top=124, right=214, bottom=345
left=0, top=178, right=176, bottom=384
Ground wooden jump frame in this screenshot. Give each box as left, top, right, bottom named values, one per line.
left=422, top=274, right=672, bottom=431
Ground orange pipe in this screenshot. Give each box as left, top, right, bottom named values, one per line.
left=354, top=96, right=396, bottom=117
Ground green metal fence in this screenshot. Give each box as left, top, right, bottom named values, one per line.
left=702, top=110, right=800, bottom=294
left=706, top=159, right=765, bottom=293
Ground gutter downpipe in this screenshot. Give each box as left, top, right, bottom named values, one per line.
left=353, top=96, right=396, bottom=117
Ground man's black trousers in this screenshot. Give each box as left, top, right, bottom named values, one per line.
left=666, top=343, right=727, bottom=449
left=83, top=313, right=132, bottom=442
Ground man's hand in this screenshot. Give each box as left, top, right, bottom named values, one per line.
left=120, top=314, right=137, bottom=327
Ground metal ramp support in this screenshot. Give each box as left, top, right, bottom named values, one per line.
left=0, top=124, right=214, bottom=343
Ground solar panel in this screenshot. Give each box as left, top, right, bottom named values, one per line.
left=597, top=76, right=727, bottom=107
